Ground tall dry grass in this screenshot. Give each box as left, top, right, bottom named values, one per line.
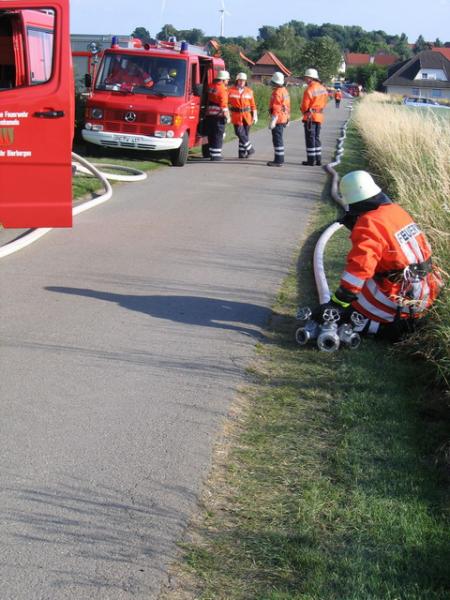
left=353, top=93, right=450, bottom=384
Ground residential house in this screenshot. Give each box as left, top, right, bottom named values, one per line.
left=251, top=51, right=291, bottom=84
left=342, top=51, right=398, bottom=75
left=383, top=50, right=450, bottom=100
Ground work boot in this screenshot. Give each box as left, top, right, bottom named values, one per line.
left=210, top=156, right=223, bottom=161
left=302, top=159, right=314, bottom=166
left=315, top=159, right=322, bottom=166
left=247, top=146, right=255, bottom=156
left=267, top=161, right=283, bottom=167
left=238, top=154, right=247, bottom=159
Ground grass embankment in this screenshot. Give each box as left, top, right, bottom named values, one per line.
left=160, top=110, right=450, bottom=600
left=352, top=93, right=450, bottom=385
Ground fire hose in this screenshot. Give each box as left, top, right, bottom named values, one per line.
left=295, top=103, right=363, bottom=352
left=0, top=152, right=147, bottom=259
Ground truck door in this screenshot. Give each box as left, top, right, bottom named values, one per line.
left=187, top=58, right=200, bottom=144
left=0, top=0, right=72, bottom=228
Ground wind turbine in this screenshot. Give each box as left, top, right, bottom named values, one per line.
left=219, top=0, right=231, bottom=38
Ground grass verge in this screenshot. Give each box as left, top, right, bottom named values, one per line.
left=160, top=115, right=450, bottom=600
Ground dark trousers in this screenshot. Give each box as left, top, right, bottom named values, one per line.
left=335, top=100, right=341, bottom=108
left=234, top=124, right=253, bottom=157
left=304, top=121, right=322, bottom=165
left=206, top=116, right=226, bottom=159
left=271, top=123, right=286, bottom=163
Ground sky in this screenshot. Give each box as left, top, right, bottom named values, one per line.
left=70, top=0, right=450, bottom=43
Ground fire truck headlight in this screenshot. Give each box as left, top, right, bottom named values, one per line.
left=160, top=115, right=173, bottom=125
left=91, top=108, right=104, bottom=119
left=85, top=122, right=93, bottom=130
left=154, top=131, right=167, bottom=138
left=92, top=125, right=104, bottom=132
left=167, top=131, right=175, bottom=138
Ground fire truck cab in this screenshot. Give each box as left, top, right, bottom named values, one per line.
left=82, top=39, right=225, bottom=166
left=0, top=0, right=72, bottom=228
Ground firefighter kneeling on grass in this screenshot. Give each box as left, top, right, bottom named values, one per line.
left=205, top=70, right=230, bottom=161
left=228, top=72, right=257, bottom=159
left=319, top=171, right=442, bottom=341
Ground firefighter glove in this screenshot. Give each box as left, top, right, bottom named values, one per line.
left=253, top=110, right=258, bottom=124
left=269, top=116, right=277, bottom=130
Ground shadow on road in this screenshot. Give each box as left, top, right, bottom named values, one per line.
left=45, top=287, right=270, bottom=339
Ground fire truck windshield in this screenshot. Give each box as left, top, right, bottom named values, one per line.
left=96, top=54, right=187, bottom=97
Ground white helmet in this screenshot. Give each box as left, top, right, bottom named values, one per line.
left=304, top=68, right=319, bottom=80
left=271, top=71, right=284, bottom=86
left=216, top=70, right=230, bottom=80
left=340, top=171, right=382, bottom=205
left=235, top=72, right=247, bottom=81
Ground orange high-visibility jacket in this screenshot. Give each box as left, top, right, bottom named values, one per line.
left=340, top=203, right=441, bottom=323
left=269, top=86, right=290, bottom=124
left=205, top=81, right=229, bottom=117
left=334, top=90, right=342, bottom=100
left=301, top=81, right=328, bottom=123
left=228, top=85, right=256, bottom=126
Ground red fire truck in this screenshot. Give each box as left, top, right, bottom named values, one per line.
left=0, top=0, right=73, bottom=228
left=82, top=38, right=225, bottom=166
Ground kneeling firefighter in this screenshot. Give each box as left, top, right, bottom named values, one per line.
left=320, top=170, right=442, bottom=341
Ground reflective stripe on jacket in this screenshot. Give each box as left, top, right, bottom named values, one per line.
left=270, top=86, right=290, bottom=124
left=228, top=85, right=256, bottom=125
left=301, top=81, right=328, bottom=123
left=205, top=81, right=228, bottom=117
left=340, top=204, right=441, bottom=322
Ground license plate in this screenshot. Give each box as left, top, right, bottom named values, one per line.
left=117, top=135, right=140, bottom=143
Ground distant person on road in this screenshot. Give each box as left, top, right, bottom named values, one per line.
left=318, top=171, right=442, bottom=340
left=228, top=72, right=257, bottom=159
left=205, top=70, right=230, bottom=161
left=334, top=88, right=342, bottom=108
left=267, top=71, right=290, bottom=167
left=301, top=68, right=328, bottom=166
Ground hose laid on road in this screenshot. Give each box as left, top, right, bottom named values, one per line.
left=0, top=152, right=147, bottom=258
left=313, top=103, right=353, bottom=304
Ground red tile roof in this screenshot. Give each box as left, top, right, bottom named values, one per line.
left=255, top=51, right=291, bottom=76
left=239, top=51, right=255, bottom=66
left=345, top=53, right=371, bottom=65
left=433, top=47, right=450, bottom=60
left=373, top=54, right=398, bottom=66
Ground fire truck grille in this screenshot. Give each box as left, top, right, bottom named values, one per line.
left=105, top=122, right=154, bottom=136
left=106, top=111, right=156, bottom=124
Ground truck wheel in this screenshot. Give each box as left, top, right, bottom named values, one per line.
left=201, top=143, right=210, bottom=158
left=170, top=133, right=189, bottom=167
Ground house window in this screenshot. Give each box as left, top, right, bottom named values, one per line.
left=412, top=87, right=420, bottom=96
left=421, top=72, right=428, bottom=79
left=431, top=88, right=442, bottom=98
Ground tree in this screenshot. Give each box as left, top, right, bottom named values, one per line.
left=258, top=25, right=277, bottom=42
left=414, top=34, right=432, bottom=53
left=393, top=33, right=412, bottom=61
left=434, top=38, right=443, bottom=47
left=220, top=44, right=250, bottom=80
left=131, top=27, right=151, bottom=43
left=298, top=36, right=342, bottom=82
left=157, top=24, right=178, bottom=41
left=346, top=64, right=388, bottom=92
left=177, top=28, right=204, bottom=45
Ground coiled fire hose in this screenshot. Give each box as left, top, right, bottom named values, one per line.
left=0, top=152, right=147, bottom=259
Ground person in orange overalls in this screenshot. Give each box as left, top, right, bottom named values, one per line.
left=228, top=72, right=257, bottom=158
left=301, top=67, right=328, bottom=166
left=106, top=58, right=154, bottom=89
left=267, top=71, right=290, bottom=167
left=320, top=171, right=442, bottom=340
left=334, top=88, right=342, bottom=108
left=204, top=70, right=230, bottom=161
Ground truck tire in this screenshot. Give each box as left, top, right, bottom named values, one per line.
left=170, top=133, right=189, bottom=167
left=201, top=143, right=210, bottom=158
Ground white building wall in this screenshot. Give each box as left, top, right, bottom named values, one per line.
left=415, top=68, right=447, bottom=81
left=386, top=85, right=450, bottom=100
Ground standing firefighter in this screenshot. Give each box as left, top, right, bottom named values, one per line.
left=267, top=72, right=290, bottom=167
left=228, top=72, right=257, bottom=158
left=334, top=88, right=342, bottom=108
left=321, top=171, right=442, bottom=340
left=205, top=70, right=230, bottom=161
left=301, top=68, right=328, bottom=166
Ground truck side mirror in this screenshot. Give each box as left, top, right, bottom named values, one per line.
left=193, top=83, right=203, bottom=97
left=84, top=73, right=92, bottom=88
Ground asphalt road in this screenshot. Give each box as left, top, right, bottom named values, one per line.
left=0, top=104, right=349, bottom=599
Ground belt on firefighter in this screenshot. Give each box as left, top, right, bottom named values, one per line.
left=374, top=258, right=433, bottom=282
left=230, top=107, right=251, bottom=113
left=306, top=109, right=324, bottom=114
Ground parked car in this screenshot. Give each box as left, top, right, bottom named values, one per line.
left=402, top=96, right=450, bottom=109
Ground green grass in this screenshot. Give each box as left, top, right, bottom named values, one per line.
left=161, top=116, right=450, bottom=600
